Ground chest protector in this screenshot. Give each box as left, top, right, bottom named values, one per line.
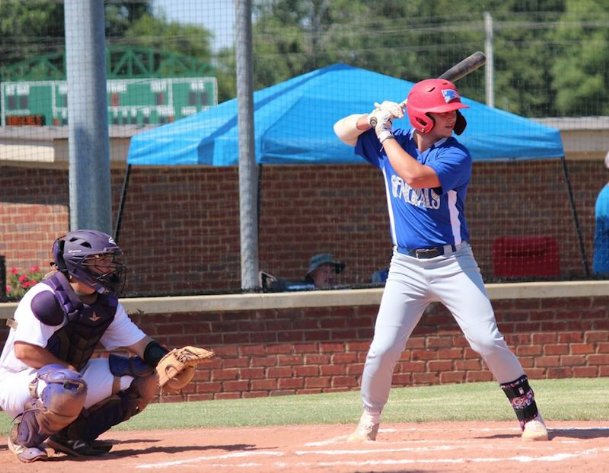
left=41, top=272, right=118, bottom=371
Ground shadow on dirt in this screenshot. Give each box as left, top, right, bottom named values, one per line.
left=474, top=426, right=609, bottom=441
left=549, top=427, right=609, bottom=440
left=52, top=441, right=262, bottom=462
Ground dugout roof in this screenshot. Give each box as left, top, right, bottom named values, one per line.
left=126, top=64, right=565, bottom=166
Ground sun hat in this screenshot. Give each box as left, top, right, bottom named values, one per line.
left=305, top=253, right=345, bottom=278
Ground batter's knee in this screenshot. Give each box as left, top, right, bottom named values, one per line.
left=366, top=341, right=404, bottom=366
left=462, top=320, right=508, bottom=358
left=471, top=334, right=510, bottom=358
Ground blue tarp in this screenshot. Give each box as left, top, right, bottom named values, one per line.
left=127, top=64, right=564, bottom=166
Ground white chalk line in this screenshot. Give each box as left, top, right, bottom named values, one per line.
left=136, top=425, right=609, bottom=470
left=306, top=425, right=609, bottom=447
left=136, top=451, right=282, bottom=469
left=295, top=444, right=541, bottom=456
left=138, top=448, right=609, bottom=470
left=305, top=425, right=520, bottom=447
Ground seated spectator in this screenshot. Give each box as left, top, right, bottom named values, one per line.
left=304, top=253, right=345, bottom=289
left=259, top=253, right=345, bottom=292
left=371, top=267, right=389, bottom=284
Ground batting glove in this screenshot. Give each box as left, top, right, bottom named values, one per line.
left=374, top=100, right=406, bottom=119
left=372, top=110, right=394, bottom=143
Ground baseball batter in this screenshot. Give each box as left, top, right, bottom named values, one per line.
left=0, top=230, right=199, bottom=463
left=333, top=78, right=548, bottom=442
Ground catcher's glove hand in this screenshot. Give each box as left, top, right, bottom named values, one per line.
left=156, top=346, right=215, bottom=393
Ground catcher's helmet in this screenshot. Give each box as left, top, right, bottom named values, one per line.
left=53, top=229, right=125, bottom=295
left=406, top=78, right=469, bottom=135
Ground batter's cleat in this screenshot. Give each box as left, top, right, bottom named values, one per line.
left=47, top=434, right=112, bottom=457
left=521, top=415, right=549, bottom=441
left=347, top=412, right=379, bottom=442
left=7, top=435, right=48, bottom=463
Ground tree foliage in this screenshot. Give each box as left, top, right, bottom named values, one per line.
left=244, top=0, right=609, bottom=117
left=2, top=0, right=609, bottom=117
left=0, top=0, right=213, bottom=82
left=551, top=0, right=609, bottom=115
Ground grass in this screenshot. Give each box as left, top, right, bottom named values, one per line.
left=2, top=378, right=609, bottom=435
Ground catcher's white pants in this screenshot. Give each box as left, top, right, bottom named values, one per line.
left=0, top=358, right=133, bottom=418
left=360, top=243, right=525, bottom=414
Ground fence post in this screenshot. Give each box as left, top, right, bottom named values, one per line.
left=0, top=255, right=6, bottom=300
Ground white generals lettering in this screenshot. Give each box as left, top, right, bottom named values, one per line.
left=391, top=174, right=440, bottom=209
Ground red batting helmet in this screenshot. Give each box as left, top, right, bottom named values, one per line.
left=406, top=78, right=469, bottom=135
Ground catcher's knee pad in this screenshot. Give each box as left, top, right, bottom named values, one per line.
left=501, top=375, right=539, bottom=427
left=11, top=364, right=86, bottom=448
left=61, top=375, right=156, bottom=442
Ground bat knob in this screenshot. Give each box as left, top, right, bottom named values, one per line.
left=369, top=117, right=378, bottom=127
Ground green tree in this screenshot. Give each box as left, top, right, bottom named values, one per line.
left=551, top=0, right=609, bottom=116
left=0, top=1, right=214, bottom=82
left=120, top=13, right=212, bottom=61
left=0, top=0, right=64, bottom=66
left=249, top=0, right=497, bottom=104
left=0, top=0, right=154, bottom=65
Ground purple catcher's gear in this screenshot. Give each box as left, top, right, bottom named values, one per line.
left=10, top=364, right=87, bottom=450
left=53, top=229, right=125, bottom=295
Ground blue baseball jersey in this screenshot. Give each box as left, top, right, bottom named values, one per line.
left=593, top=183, right=609, bottom=275
left=355, top=128, right=472, bottom=250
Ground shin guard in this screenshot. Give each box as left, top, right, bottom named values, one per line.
left=59, top=374, right=157, bottom=442
left=11, top=364, right=87, bottom=448
left=501, top=375, right=540, bottom=429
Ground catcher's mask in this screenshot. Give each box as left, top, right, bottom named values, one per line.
left=407, top=78, right=469, bottom=135
left=53, top=229, right=126, bottom=295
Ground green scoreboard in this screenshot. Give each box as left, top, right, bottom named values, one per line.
left=1, top=77, right=217, bottom=126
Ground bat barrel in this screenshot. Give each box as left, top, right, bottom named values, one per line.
left=438, top=51, right=486, bottom=82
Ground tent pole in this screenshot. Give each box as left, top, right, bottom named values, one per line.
left=113, top=163, right=132, bottom=244
left=257, top=163, right=263, bottom=237
left=561, top=155, right=590, bottom=277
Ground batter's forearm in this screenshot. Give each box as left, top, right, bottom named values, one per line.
left=333, top=114, right=372, bottom=146
left=383, top=139, right=440, bottom=189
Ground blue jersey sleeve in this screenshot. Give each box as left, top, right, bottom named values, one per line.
left=426, top=139, right=471, bottom=194
left=355, top=128, right=413, bottom=168
left=355, top=129, right=382, bottom=167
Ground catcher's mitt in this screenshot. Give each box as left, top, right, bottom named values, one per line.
left=156, top=346, right=215, bottom=393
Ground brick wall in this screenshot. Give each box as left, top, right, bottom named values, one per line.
left=136, top=294, right=609, bottom=401
left=0, top=159, right=605, bottom=297
left=3, top=295, right=601, bottom=402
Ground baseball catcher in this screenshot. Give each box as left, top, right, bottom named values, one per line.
left=0, top=230, right=215, bottom=463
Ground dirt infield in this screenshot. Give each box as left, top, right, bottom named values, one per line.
left=1, top=420, right=609, bottom=472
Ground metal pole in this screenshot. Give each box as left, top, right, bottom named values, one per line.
left=561, top=156, right=590, bottom=277
left=235, top=0, right=259, bottom=290
left=64, top=0, right=112, bottom=232
left=0, top=255, right=6, bottom=301
left=484, top=12, right=495, bottom=108
left=113, top=164, right=132, bottom=244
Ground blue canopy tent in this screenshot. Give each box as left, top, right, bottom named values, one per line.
left=127, top=63, right=564, bottom=165
left=122, top=64, right=588, bottom=278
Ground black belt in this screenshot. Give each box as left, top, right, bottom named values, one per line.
left=397, top=244, right=457, bottom=259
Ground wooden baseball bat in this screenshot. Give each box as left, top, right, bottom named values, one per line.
left=438, top=51, right=486, bottom=82
left=369, top=51, right=486, bottom=126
